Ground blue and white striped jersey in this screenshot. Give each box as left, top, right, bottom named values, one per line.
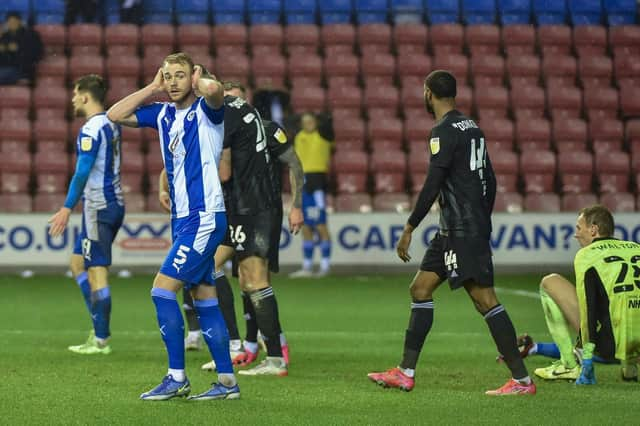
left=135, top=97, right=225, bottom=218
left=75, top=113, right=123, bottom=210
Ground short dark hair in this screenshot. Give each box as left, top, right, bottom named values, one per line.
left=424, top=70, right=457, bottom=99
left=222, top=80, right=246, bottom=95
left=74, top=74, right=107, bottom=105
left=195, top=63, right=213, bottom=79
left=579, top=204, right=614, bottom=238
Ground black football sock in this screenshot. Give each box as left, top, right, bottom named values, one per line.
left=400, top=299, right=434, bottom=370
left=242, top=291, right=259, bottom=343
left=182, top=287, right=200, bottom=332
left=215, top=272, right=240, bottom=341
left=484, top=304, right=529, bottom=380
left=249, top=286, right=282, bottom=357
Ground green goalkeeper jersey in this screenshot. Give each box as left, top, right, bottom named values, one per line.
left=575, top=237, right=640, bottom=360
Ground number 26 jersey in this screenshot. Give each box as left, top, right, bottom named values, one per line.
left=428, top=110, right=496, bottom=239
left=223, top=95, right=277, bottom=216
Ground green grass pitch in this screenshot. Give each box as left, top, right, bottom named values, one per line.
left=1, top=273, right=637, bottom=425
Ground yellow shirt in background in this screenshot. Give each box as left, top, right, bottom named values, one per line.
left=294, top=130, right=332, bottom=173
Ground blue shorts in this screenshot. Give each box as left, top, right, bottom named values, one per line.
left=159, top=211, right=227, bottom=290
left=302, top=190, right=327, bottom=227
left=73, top=201, right=125, bottom=268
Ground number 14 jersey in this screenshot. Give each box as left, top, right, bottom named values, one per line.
left=223, top=95, right=277, bottom=216
left=428, top=110, right=496, bottom=239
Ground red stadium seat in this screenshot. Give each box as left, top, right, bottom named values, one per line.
left=32, top=86, right=67, bottom=111
left=393, top=24, right=428, bottom=55
left=146, top=152, right=165, bottom=174
left=215, top=54, right=250, bottom=84
left=68, top=55, right=105, bottom=82
left=572, top=26, right=607, bottom=57
left=252, top=54, right=287, bottom=89
left=335, top=173, right=367, bottom=193
left=373, top=172, right=405, bottom=193
left=590, top=119, right=624, bottom=153
left=124, top=192, right=146, bottom=213
left=404, top=117, right=435, bottom=144
left=335, top=193, right=372, bottom=212
left=510, top=85, right=545, bottom=120
left=579, top=55, right=613, bottom=89
left=145, top=192, right=167, bottom=213
left=67, top=24, right=103, bottom=55
left=547, top=86, right=582, bottom=120
left=141, top=24, right=176, bottom=49
left=106, top=56, right=141, bottom=79
left=361, top=53, right=396, bottom=79
left=331, top=107, right=362, bottom=124
left=321, top=24, right=355, bottom=53
left=368, top=117, right=403, bottom=144
left=596, top=151, right=630, bottom=193
left=429, top=24, right=464, bottom=55
left=357, top=24, right=392, bottom=55
left=34, top=24, right=66, bottom=55
left=372, top=193, right=410, bottom=212
left=628, top=119, right=640, bottom=146
left=553, top=118, right=588, bottom=152
left=471, top=54, right=505, bottom=87
left=620, top=87, right=640, bottom=118
left=558, top=151, right=593, bottom=193
left=36, top=56, right=68, bottom=82
left=614, top=55, right=640, bottom=87
left=433, top=54, right=469, bottom=85
left=524, top=193, right=561, bottom=212
left=516, top=118, right=551, bottom=151
left=363, top=85, right=399, bottom=111
left=36, top=172, right=68, bottom=194
left=601, top=192, right=635, bottom=212
left=407, top=144, right=429, bottom=172
left=0, top=86, right=31, bottom=109
left=291, top=86, right=326, bottom=113
left=494, top=192, right=523, bottom=213
left=119, top=172, right=144, bottom=194
left=333, top=150, right=368, bottom=173
left=537, top=25, right=572, bottom=56
left=584, top=87, right=619, bottom=120
left=609, top=26, right=640, bottom=57
left=0, top=193, right=32, bottom=212
left=328, top=85, right=362, bottom=111
left=482, top=118, right=515, bottom=152
left=397, top=54, right=432, bottom=80
left=324, top=54, right=360, bottom=84
left=35, top=107, right=66, bottom=121
left=369, top=151, right=405, bottom=174
left=0, top=140, right=30, bottom=153
left=456, top=85, right=473, bottom=116
left=562, top=193, right=598, bottom=211
left=105, top=24, right=140, bottom=56
left=400, top=83, right=426, bottom=110
left=506, top=54, right=541, bottom=89
left=33, top=151, right=69, bottom=173
left=520, top=150, right=556, bottom=193
left=0, top=149, right=31, bottom=192
left=474, top=86, right=509, bottom=120
left=121, top=151, right=146, bottom=174
left=542, top=54, right=577, bottom=88
left=250, top=24, right=284, bottom=50
left=177, top=24, right=211, bottom=51
left=213, top=24, right=247, bottom=50
left=410, top=172, right=426, bottom=194
left=502, top=25, right=536, bottom=55
left=465, top=25, right=501, bottom=56
left=32, top=193, right=60, bottom=212
left=491, top=150, right=519, bottom=192
left=285, top=25, right=320, bottom=55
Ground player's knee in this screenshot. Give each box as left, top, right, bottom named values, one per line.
left=540, top=273, right=560, bottom=292
left=409, top=281, right=432, bottom=300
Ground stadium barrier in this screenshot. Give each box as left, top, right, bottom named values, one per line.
left=1, top=213, right=639, bottom=270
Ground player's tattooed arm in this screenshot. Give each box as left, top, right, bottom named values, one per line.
left=107, top=68, right=165, bottom=127
left=278, top=147, right=304, bottom=209
left=192, top=65, right=224, bottom=109
left=219, top=148, right=232, bottom=182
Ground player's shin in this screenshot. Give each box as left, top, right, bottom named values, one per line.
left=249, top=286, right=283, bottom=358
left=91, top=287, right=111, bottom=342
left=194, top=298, right=236, bottom=386
left=242, top=291, right=259, bottom=349
left=400, top=299, right=435, bottom=375
left=75, top=271, right=92, bottom=314
left=484, top=304, right=530, bottom=382
left=151, top=288, right=186, bottom=381
left=540, top=287, right=577, bottom=368
left=215, top=271, right=241, bottom=342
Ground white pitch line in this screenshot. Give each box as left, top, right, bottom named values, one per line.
left=495, top=287, right=540, bottom=299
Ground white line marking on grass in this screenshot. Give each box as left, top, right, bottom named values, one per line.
left=495, top=287, right=540, bottom=300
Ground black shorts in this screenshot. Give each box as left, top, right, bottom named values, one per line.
left=222, top=209, right=281, bottom=272
left=420, top=233, right=494, bottom=290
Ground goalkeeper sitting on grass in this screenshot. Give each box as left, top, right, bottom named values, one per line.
left=506, top=205, right=640, bottom=383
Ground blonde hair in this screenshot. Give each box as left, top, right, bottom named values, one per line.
left=162, top=52, right=194, bottom=71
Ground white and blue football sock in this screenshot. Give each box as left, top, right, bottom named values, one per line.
left=91, top=287, right=111, bottom=341
left=194, top=298, right=234, bottom=375
left=151, top=288, right=185, bottom=378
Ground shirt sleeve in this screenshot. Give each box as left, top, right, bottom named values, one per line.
left=198, top=97, right=224, bottom=125
left=267, top=122, right=292, bottom=158
left=429, top=126, right=457, bottom=170
left=134, top=103, right=164, bottom=129
left=407, top=164, right=447, bottom=229
left=63, top=152, right=96, bottom=209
